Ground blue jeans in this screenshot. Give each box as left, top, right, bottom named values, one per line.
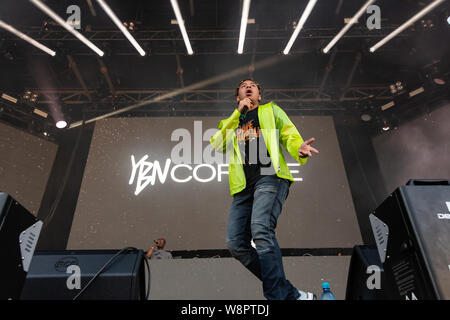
left=226, top=174, right=299, bottom=300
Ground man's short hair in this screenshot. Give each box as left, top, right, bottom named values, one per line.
left=235, top=78, right=262, bottom=97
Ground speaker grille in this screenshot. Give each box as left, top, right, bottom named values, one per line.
left=392, top=259, right=416, bottom=296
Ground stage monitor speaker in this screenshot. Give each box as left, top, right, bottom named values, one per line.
left=368, top=179, right=450, bottom=300
left=20, top=249, right=147, bottom=300
left=0, top=193, right=41, bottom=300
left=345, top=245, right=387, bottom=300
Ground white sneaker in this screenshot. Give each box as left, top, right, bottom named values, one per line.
left=297, top=289, right=317, bottom=300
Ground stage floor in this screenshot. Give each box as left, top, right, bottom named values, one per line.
left=145, top=256, right=350, bottom=300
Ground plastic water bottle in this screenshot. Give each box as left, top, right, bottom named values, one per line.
left=320, top=282, right=336, bottom=300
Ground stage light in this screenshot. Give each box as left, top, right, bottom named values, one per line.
left=56, top=120, right=67, bottom=129
left=96, top=0, right=145, bottom=56
left=370, top=0, right=445, bottom=52
left=433, top=78, right=446, bottom=85
left=23, top=90, right=38, bottom=102
left=283, top=0, right=317, bottom=55
left=43, top=20, right=50, bottom=31
left=33, top=108, right=48, bottom=118
left=390, top=84, right=397, bottom=94
left=30, top=0, right=104, bottom=56
left=238, top=0, right=251, bottom=54
left=1, top=93, right=18, bottom=104
left=382, top=120, right=391, bottom=131
left=323, top=0, right=376, bottom=54
left=0, top=20, right=56, bottom=56
left=381, top=101, right=395, bottom=111
left=127, top=22, right=135, bottom=31
left=409, top=87, right=425, bottom=97
left=30, top=93, right=38, bottom=102
left=420, top=19, right=435, bottom=28
left=170, top=0, right=194, bottom=55
left=389, top=81, right=404, bottom=95
left=447, top=16, right=450, bottom=24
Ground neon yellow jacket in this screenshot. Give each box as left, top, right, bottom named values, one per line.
left=210, top=101, right=307, bottom=196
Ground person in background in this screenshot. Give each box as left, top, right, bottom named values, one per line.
left=145, top=237, right=173, bottom=260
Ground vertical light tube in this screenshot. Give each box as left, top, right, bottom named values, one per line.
left=323, top=0, right=376, bottom=54
left=170, top=0, right=194, bottom=55
left=30, top=0, right=104, bottom=56
left=238, top=0, right=251, bottom=54
left=283, top=0, right=318, bottom=55
left=0, top=20, right=56, bottom=56
left=96, top=0, right=146, bottom=56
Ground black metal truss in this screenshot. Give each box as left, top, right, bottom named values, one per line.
left=20, top=26, right=410, bottom=41
left=1, top=26, right=413, bottom=55
left=30, top=85, right=392, bottom=107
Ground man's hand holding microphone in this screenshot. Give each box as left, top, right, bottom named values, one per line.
left=238, top=97, right=254, bottom=114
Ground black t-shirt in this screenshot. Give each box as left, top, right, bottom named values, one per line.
left=236, top=107, right=273, bottom=189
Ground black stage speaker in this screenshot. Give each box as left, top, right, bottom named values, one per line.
left=367, top=179, right=450, bottom=300
left=20, top=249, right=147, bottom=300
left=345, top=245, right=387, bottom=300
left=0, top=193, right=41, bottom=300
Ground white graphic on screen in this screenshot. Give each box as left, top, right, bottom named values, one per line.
left=129, top=154, right=303, bottom=196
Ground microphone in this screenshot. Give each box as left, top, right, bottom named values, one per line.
left=239, top=105, right=249, bottom=121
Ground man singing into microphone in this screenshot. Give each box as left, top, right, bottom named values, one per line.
left=210, top=79, right=319, bottom=300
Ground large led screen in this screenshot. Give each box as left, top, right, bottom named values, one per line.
left=68, top=112, right=362, bottom=250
